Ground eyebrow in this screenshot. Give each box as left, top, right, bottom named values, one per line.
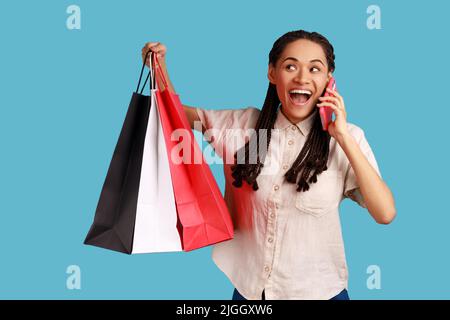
left=282, top=57, right=325, bottom=67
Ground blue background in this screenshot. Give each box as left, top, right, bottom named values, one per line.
left=0, top=0, right=448, bottom=299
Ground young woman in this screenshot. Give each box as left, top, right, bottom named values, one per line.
left=141, top=30, right=396, bottom=300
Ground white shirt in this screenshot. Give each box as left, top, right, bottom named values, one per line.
left=195, top=106, right=382, bottom=300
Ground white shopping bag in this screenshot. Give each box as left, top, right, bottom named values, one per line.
left=132, top=55, right=182, bottom=253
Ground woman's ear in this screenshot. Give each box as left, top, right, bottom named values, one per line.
left=327, top=72, right=333, bottom=81
left=268, top=64, right=276, bottom=85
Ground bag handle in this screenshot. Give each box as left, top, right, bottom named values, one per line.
left=136, top=50, right=168, bottom=94
left=152, top=53, right=169, bottom=91
left=135, top=50, right=156, bottom=94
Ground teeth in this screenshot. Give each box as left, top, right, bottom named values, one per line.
left=289, top=89, right=312, bottom=96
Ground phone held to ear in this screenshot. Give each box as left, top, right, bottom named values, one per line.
left=319, top=76, right=337, bottom=131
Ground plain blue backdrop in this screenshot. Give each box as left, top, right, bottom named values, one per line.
left=0, top=0, right=449, bottom=299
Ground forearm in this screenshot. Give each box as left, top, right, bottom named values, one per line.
left=156, top=59, right=176, bottom=94
left=157, top=59, right=201, bottom=130
left=337, top=133, right=396, bottom=224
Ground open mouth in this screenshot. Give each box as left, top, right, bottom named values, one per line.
left=288, top=89, right=313, bottom=106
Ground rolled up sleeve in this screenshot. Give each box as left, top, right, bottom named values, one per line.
left=195, top=107, right=259, bottom=159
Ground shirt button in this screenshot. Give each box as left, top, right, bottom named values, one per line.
left=291, top=126, right=297, bottom=131
left=283, top=164, right=289, bottom=170
left=273, top=185, right=279, bottom=191
left=275, top=203, right=279, bottom=209
left=264, top=266, right=270, bottom=272
left=288, top=140, right=294, bottom=145
left=270, top=213, right=275, bottom=218
left=268, top=237, right=273, bottom=243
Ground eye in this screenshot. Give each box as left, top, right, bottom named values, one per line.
left=311, top=66, right=320, bottom=72
left=286, top=64, right=296, bottom=71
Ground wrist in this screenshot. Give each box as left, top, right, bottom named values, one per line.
left=336, top=131, right=353, bottom=146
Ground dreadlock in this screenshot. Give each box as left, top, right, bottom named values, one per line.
left=231, top=30, right=336, bottom=192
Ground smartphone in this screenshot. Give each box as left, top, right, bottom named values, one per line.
left=319, top=76, right=337, bottom=131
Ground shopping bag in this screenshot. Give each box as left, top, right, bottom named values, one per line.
left=152, top=54, right=234, bottom=251
left=84, top=51, right=182, bottom=254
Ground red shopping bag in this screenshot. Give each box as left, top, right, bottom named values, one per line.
left=151, top=54, right=234, bottom=251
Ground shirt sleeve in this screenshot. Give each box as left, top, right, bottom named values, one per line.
left=343, top=125, right=382, bottom=209
left=195, top=106, right=259, bottom=159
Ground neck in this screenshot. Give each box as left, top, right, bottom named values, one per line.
left=280, top=106, right=316, bottom=124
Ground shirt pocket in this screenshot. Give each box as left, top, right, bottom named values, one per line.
left=295, top=169, right=343, bottom=218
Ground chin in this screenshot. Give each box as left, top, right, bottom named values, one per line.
left=282, top=99, right=317, bottom=122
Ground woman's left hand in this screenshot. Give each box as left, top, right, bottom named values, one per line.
left=316, top=88, right=349, bottom=142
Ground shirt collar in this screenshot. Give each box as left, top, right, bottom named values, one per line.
left=274, top=105, right=318, bottom=136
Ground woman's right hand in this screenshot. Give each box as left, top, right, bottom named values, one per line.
left=141, top=42, right=167, bottom=68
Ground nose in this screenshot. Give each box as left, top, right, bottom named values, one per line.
left=293, top=69, right=311, bottom=84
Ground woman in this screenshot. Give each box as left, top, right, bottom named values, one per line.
left=141, top=30, right=396, bottom=300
